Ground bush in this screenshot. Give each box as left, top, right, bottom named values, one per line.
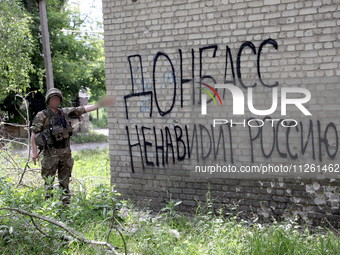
left=89, top=108, right=107, bottom=128
left=70, top=130, right=108, bottom=143
left=0, top=177, right=123, bottom=254
left=1, top=148, right=339, bottom=254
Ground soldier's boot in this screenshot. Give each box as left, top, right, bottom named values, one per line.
left=58, top=162, right=73, bottom=206
left=62, top=192, right=71, bottom=206
left=59, top=182, right=71, bottom=205
left=59, top=185, right=70, bottom=205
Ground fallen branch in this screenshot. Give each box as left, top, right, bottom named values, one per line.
left=324, top=217, right=339, bottom=235
left=29, top=216, right=53, bottom=239
left=0, top=148, right=22, bottom=171
left=108, top=197, right=127, bottom=255
left=17, top=159, right=33, bottom=187
left=0, top=138, right=28, bottom=147
left=2, top=122, right=28, bottom=128
left=0, top=207, right=119, bottom=254
left=30, top=216, right=77, bottom=244
left=1, top=167, right=41, bottom=171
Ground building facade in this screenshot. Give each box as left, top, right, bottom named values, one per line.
left=103, top=0, right=340, bottom=226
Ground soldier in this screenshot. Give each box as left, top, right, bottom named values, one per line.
left=31, top=88, right=115, bottom=205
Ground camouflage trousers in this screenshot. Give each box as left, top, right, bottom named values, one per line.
left=41, top=146, right=74, bottom=205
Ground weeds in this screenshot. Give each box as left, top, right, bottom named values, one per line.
left=0, top=148, right=340, bottom=254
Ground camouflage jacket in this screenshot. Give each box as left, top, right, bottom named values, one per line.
left=31, top=106, right=86, bottom=148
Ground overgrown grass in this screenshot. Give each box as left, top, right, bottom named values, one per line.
left=71, top=148, right=110, bottom=189
left=123, top=207, right=340, bottom=254
left=0, top=147, right=110, bottom=188
left=0, top=148, right=340, bottom=254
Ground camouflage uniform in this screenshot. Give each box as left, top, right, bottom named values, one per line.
left=31, top=106, right=86, bottom=204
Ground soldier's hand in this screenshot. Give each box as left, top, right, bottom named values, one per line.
left=96, top=96, right=116, bottom=108
left=32, top=152, right=39, bottom=165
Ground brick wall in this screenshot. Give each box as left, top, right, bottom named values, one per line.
left=103, top=0, right=340, bottom=226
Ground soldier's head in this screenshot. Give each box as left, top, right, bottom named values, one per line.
left=46, top=88, right=63, bottom=108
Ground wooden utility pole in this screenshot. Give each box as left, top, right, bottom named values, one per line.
left=37, top=0, right=54, bottom=90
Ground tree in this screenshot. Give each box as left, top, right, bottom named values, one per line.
left=0, top=0, right=106, bottom=123
left=0, top=0, right=39, bottom=103
left=22, top=0, right=105, bottom=107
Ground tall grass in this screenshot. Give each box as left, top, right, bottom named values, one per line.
left=0, top=148, right=339, bottom=254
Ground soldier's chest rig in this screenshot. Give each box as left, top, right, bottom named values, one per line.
left=36, top=108, right=73, bottom=150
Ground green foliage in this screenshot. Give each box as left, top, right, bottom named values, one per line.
left=22, top=0, right=105, bottom=106
left=70, top=130, right=108, bottom=143
left=89, top=107, right=108, bottom=128
left=161, top=195, right=182, bottom=218
left=89, top=116, right=108, bottom=128
left=71, top=148, right=110, bottom=189
left=87, top=55, right=106, bottom=103
left=0, top=0, right=39, bottom=102
left=122, top=200, right=340, bottom=254
left=0, top=177, right=122, bottom=254
left=1, top=148, right=339, bottom=254
left=0, top=0, right=106, bottom=123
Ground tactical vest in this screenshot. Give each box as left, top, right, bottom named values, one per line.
left=35, top=108, right=73, bottom=149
